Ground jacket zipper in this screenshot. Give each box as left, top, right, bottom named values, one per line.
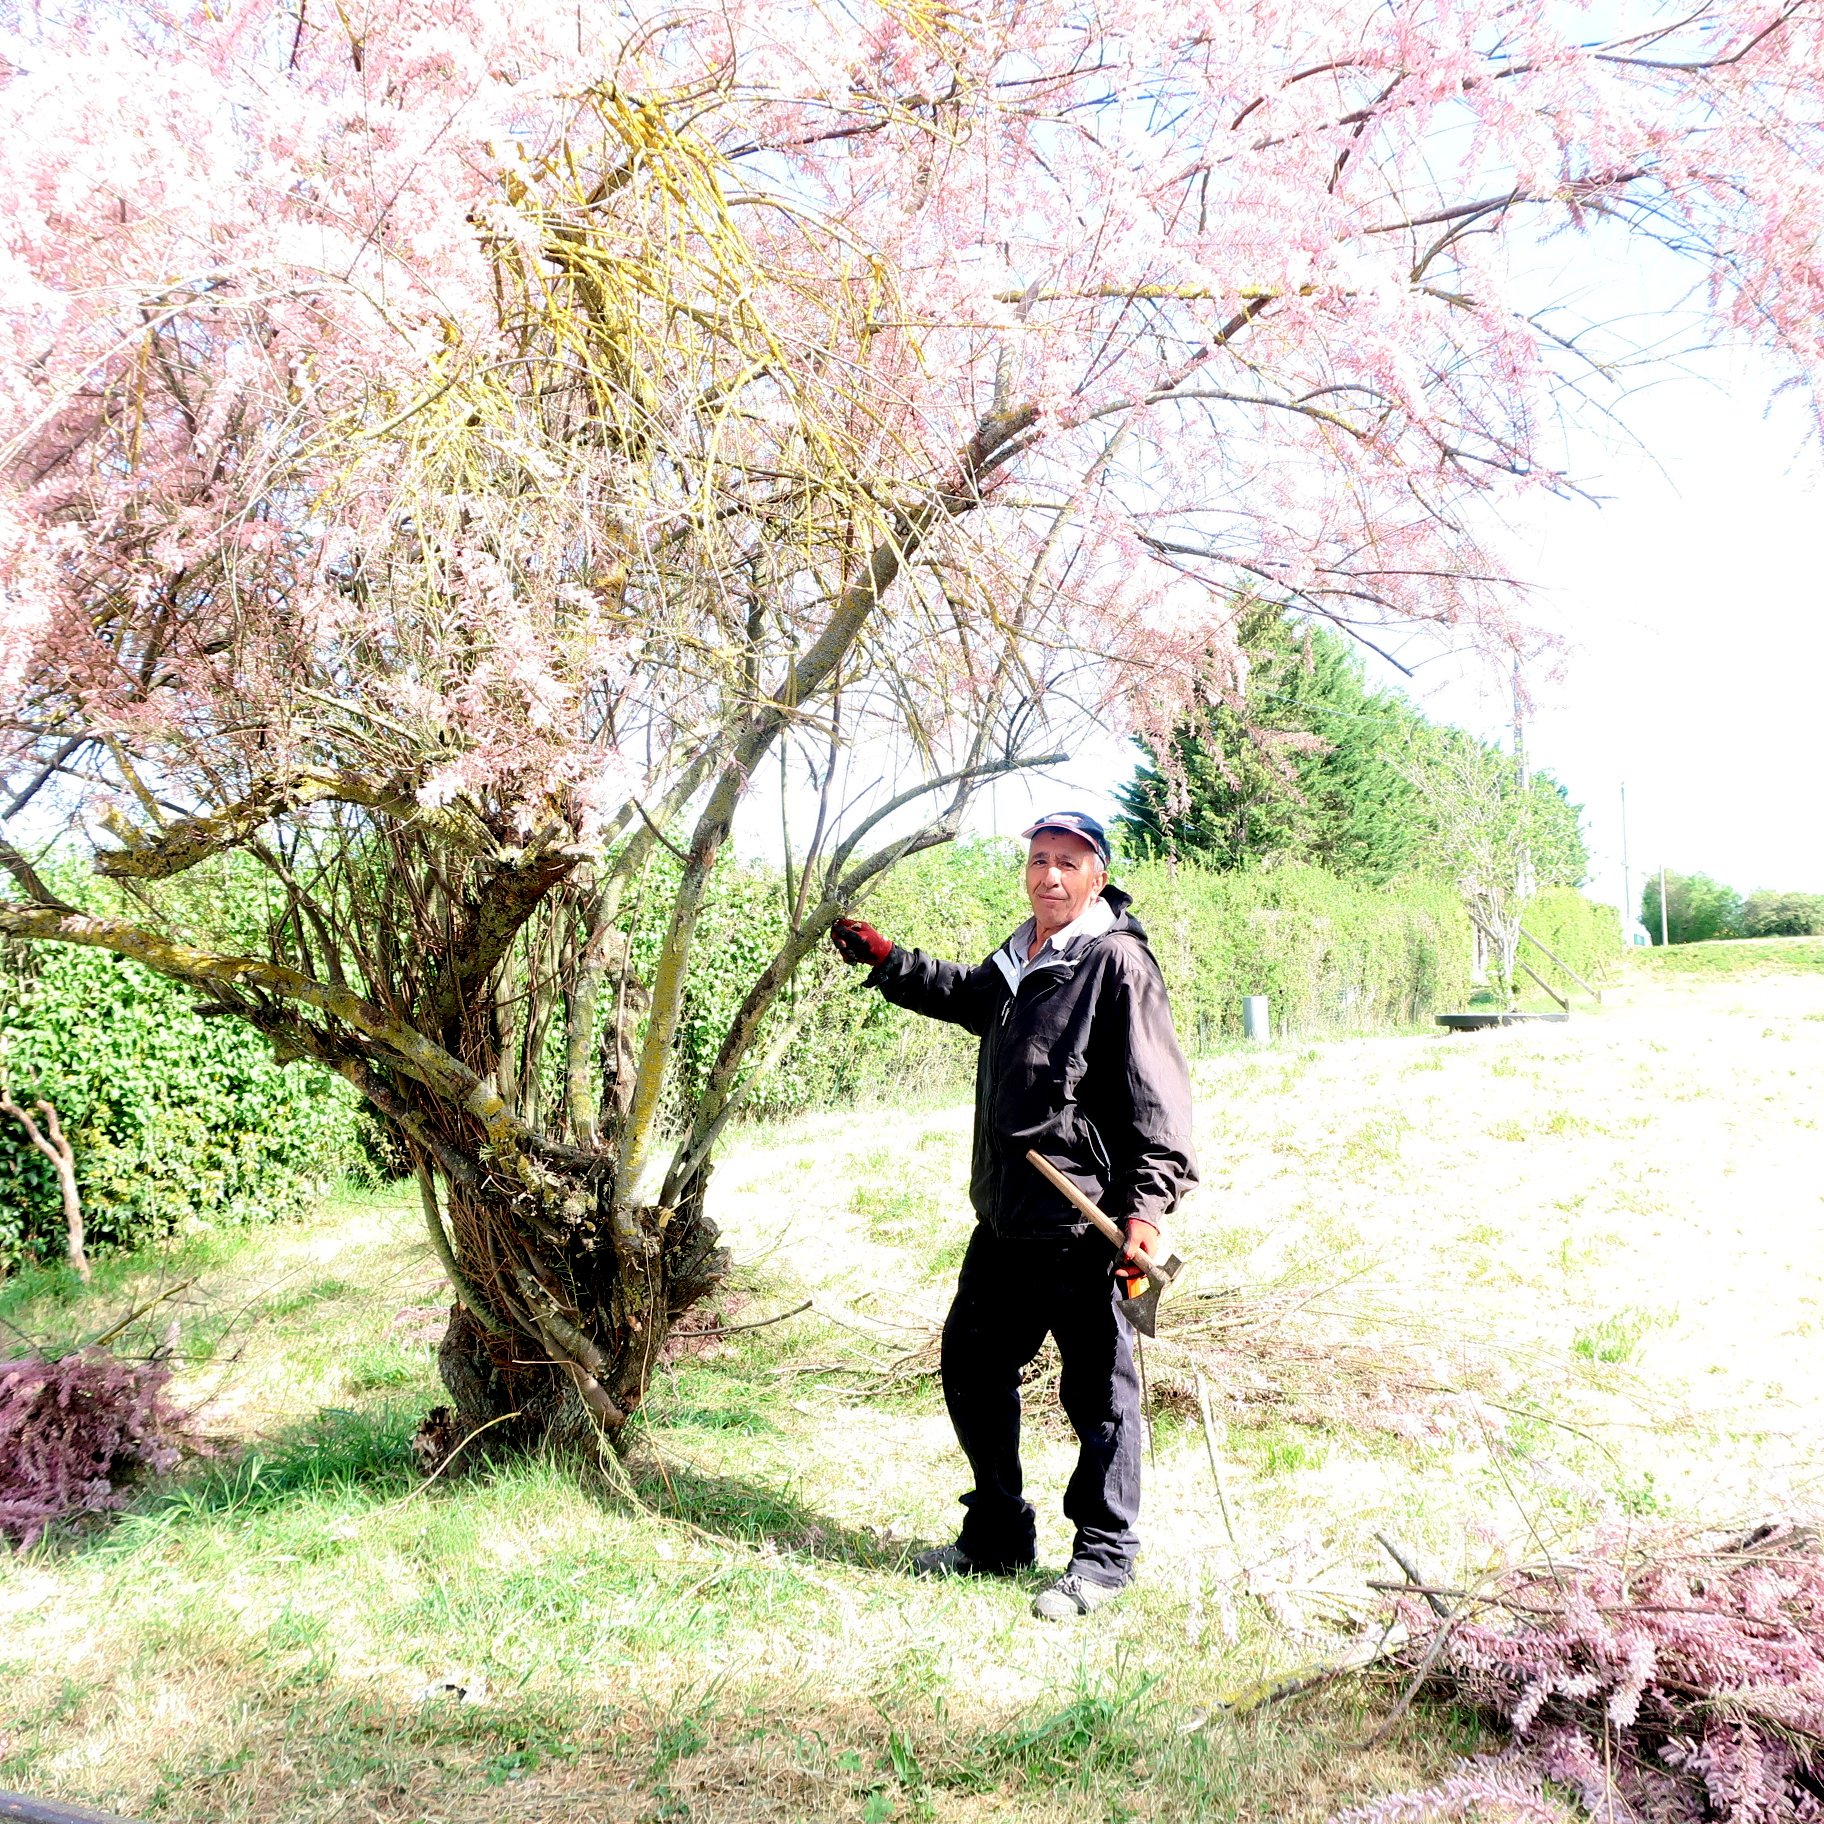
left=989, top=962, right=1071, bottom=1215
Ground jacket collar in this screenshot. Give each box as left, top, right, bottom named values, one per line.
left=992, top=885, right=1130, bottom=994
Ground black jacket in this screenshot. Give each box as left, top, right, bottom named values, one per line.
left=866, top=885, right=1198, bottom=1239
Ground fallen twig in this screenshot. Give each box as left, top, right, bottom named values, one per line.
left=1352, top=1615, right=1457, bottom=1751
left=699, top=1298, right=813, bottom=1335
left=1195, top=1367, right=1241, bottom=1558
left=84, top=1278, right=197, bottom=1353
left=1375, top=1532, right=1452, bottom=1619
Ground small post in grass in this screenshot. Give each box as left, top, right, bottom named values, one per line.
left=1242, top=995, right=1271, bottom=1044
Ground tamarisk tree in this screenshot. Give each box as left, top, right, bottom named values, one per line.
left=1, top=0, right=1819, bottom=1457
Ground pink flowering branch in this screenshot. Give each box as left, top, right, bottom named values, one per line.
left=1342, top=1522, right=1824, bottom=1824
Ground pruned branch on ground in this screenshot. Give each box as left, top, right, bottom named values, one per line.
left=0, top=1348, right=185, bottom=1547
left=1338, top=1521, right=1824, bottom=1824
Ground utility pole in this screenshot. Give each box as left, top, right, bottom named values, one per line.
left=1659, top=862, right=1670, bottom=947
left=1620, top=783, right=1632, bottom=934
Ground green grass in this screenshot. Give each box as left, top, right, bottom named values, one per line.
left=850, top=1181, right=944, bottom=1241
left=11, top=965, right=1824, bottom=1822
left=1570, top=1306, right=1673, bottom=1365
left=0, top=1190, right=1463, bottom=1823
left=341, top=1339, right=434, bottom=1392
left=264, top=1276, right=357, bottom=1316
left=0, top=1228, right=245, bottom=1338
left=5, top=1414, right=1430, bottom=1820
left=1634, top=935, right=1824, bottom=976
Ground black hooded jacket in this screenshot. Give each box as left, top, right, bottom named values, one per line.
left=865, top=885, right=1198, bottom=1240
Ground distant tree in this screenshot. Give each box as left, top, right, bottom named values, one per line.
left=1116, top=607, right=1588, bottom=898
left=1643, top=873, right=1744, bottom=945
left=1523, top=775, right=1591, bottom=894
left=1405, top=730, right=1589, bottom=1006
left=1118, top=606, right=1434, bottom=879
left=1738, top=891, right=1824, bottom=938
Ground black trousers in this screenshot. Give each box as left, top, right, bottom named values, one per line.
left=941, top=1225, right=1142, bottom=1585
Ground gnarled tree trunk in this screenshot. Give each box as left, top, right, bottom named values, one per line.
left=414, top=1159, right=728, bottom=1467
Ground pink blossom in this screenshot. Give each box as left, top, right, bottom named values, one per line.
left=0, top=0, right=1817, bottom=913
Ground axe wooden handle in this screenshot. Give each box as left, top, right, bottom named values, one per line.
left=1025, top=1148, right=1165, bottom=1278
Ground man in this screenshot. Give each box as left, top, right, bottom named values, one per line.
left=831, top=811, right=1197, bottom=1621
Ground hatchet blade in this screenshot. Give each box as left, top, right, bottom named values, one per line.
left=1117, top=1253, right=1183, bottom=1338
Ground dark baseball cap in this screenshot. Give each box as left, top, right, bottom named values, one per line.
left=1020, top=810, right=1110, bottom=863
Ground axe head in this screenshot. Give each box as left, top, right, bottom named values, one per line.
left=1117, top=1253, right=1184, bottom=1338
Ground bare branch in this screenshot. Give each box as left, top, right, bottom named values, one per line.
left=94, top=768, right=415, bottom=880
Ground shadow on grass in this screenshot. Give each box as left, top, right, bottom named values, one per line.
left=623, top=1455, right=931, bottom=1576
left=61, top=1398, right=916, bottom=1578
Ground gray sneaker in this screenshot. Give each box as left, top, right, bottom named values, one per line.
left=911, top=1542, right=1031, bottom=1579
left=1032, top=1572, right=1125, bottom=1620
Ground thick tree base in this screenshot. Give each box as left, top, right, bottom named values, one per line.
left=411, top=1199, right=731, bottom=1474
left=413, top=1305, right=606, bottom=1472
left=414, top=1181, right=725, bottom=1481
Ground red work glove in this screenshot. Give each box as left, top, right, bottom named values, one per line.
left=831, top=916, right=893, bottom=967
left=1117, top=1218, right=1161, bottom=1298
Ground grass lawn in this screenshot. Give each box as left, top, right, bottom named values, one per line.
left=5, top=953, right=1823, bottom=1822
left=1632, top=933, right=1824, bottom=976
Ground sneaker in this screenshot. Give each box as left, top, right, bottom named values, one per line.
left=1031, top=1572, right=1125, bottom=1620
left=911, top=1542, right=1032, bottom=1579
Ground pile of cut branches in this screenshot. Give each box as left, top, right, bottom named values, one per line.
left=1343, top=1522, right=1824, bottom=1823
left=0, top=1348, right=185, bottom=1547
left=1154, top=1284, right=1515, bottom=1443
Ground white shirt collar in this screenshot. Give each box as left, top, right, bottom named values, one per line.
left=994, top=894, right=1118, bottom=991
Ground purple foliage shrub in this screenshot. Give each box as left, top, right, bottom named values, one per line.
left=0, top=1347, right=183, bottom=1547
left=1337, top=1523, right=1824, bottom=1824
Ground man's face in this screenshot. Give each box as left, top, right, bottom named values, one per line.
left=1025, top=829, right=1107, bottom=934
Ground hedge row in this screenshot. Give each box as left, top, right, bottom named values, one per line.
left=682, top=847, right=1487, bottom=1117
left=1520, top=887, right=1625, bottom=994
left=0, top=940, right=369, bottom=1272
left=1, top=843, right=1619, bottom=1266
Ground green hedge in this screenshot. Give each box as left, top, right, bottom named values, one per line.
left=1120, top=861, right=1471, bottom=1048
left=1520, top=887, right=1623, bottom=992
left=682, top=846, right=1478, bottom=1116
left=0, top=940, right=368, bottom=1271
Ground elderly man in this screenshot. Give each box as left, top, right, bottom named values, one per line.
left=831, top=811, right=1197, bottom=1621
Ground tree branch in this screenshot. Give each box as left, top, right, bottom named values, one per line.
left=0, top=1065, right=88, bottom=1281
left=660, top=749, right=1063, bottom=1204
left=0, top=902, right=561, bottom=1177
left=615, top=405, right=1041, bottom=1199
left=417, top=1161, right=507, bottom=1332
left=94, top=768, right=414, bottom=880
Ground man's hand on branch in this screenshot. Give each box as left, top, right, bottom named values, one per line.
left=1117, top=1218, right=1161, bottom=1298
left=831, top=916, right=892, bottom=967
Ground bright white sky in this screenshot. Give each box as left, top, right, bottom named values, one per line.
left=1409, top=354, right=1823, bottom=922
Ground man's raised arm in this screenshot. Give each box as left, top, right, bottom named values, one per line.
left=831, top=916, right=998, bottom=1036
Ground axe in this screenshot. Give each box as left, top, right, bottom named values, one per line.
left=1025, top=1149, right=1184, bottom=1337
